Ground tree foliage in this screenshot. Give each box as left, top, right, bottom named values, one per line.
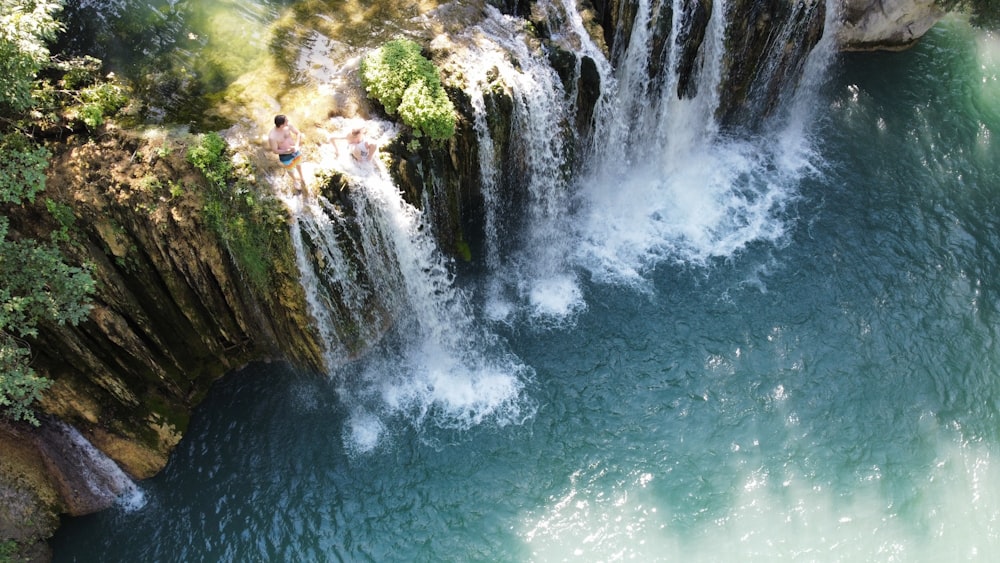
left=938, top=0, right=1000, bottom=29
left=360, top=38, right=456, bottom=141
left=0, top=218, right=95, bottom=424
left=0, top=133, right=50, bottom=204
left=0, top=185, right=95, bottom=425
left=0, top=0, right=63, bottom=113
left=1, top=0, right=96, bottom=425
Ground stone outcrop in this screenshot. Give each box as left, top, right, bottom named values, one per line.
left=836, top=0, right=945, bottom=51
left=1, top=129, right=325, bottom=559
left=27, top=130, right=325, bottom=460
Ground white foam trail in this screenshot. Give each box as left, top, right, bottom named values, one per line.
left=457, top=6, right=587, bottom=325
left=343, top=409, right=385, bottom=455
left=333, top=160, right=534, bottom=452
left=58, top=422, right=147, bottom=512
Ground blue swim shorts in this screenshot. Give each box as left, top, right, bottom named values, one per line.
left=279, top=150, right=302, bottom=168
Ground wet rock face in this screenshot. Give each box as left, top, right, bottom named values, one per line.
left=2, top=130, right=323, bottom=469
left=836, top=0, right=944, bottom=51
left=2, top=129, right=326, bottom=555
left=583, top=0, right=826, bottom=129
left=717, top=0, right=827, bottom=129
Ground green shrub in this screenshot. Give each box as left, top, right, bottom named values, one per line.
left=0, top=338, right=51, bottom=426
left=360, top=38, right=456, bottom=140
left=1, top=539, right=19, bottom=562
left=398, top=79, right=456, bottom=140
left=77, top=81, right=128, bottom=129
left=0, top=133, right=49, bottom=204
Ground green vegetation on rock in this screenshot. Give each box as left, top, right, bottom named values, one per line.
left=0, top=539, right=18, bottom=562
left=1, top=0, right=99, bottom=426
left=187, top=132, right=293, bottom=295
left=360, top=38, right=456, bottom=141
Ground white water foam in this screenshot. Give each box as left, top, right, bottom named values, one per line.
left=58, top=422, right=147, bottom=512
left=570, top=0, right=826, bottom=287
left=519, top=432, right=1000, bottom=560
left=335, top=162, right=534, bottom=453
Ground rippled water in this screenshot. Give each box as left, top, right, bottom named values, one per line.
left=51, top=18, right=1000, bottom=562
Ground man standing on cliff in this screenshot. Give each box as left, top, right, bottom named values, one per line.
left=268, top=114, right=307, bottom=192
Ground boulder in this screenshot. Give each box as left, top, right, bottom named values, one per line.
left=837, top=0, right=945, bottom=51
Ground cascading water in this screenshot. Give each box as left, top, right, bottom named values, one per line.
left=277, top=133, right=533, bottom=452
left=570, top=0, right=828, bottom=287
left=286, top=196, right=377, bottom=370
left=457, top=5, right=590, bottom=323
left=54, top=422, right=146, bottom=512
left=456, top=0, right=830, bottom=321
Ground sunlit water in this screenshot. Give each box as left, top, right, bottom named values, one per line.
left=51, top=17, right=1000, bottom=563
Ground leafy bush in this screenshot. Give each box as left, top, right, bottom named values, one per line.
left=398, top=79, right=457, bottom=140
left=360, top=38, right=456, bottom=140
left=0, top=133, right=50, bottom=205
left=1, top=539, right=19, bottom=562
left=77, top=81, right=129, bottom=129
left=187, top=132, right=231, bottom=185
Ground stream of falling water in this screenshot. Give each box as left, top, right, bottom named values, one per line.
left=266, top=122, right=534, bottom=452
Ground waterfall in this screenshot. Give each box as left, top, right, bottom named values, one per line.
left=339, top=163, right=532, bottom=452
left=458, top=5, right=588, bottom=323
left=281, top=140, right=532, bottom=452
left=54, top=421, right=146, bottom=512
left=278, top=0, right=836, bottom=449
left=286, top=195, right=384, bottom=372
left=566, top=0, right=833, bottom=287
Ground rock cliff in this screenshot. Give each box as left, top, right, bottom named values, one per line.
left=1, top=128, right=326, bottom=559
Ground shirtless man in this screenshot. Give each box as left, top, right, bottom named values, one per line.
left=268, top=114, right=307, bottom=190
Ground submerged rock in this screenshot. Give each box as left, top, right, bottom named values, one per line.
left=837, top=0, right=945, bottom=51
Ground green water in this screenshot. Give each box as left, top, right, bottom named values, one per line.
left=59, top=0, right=283, bottom=127
left=51, top=19, right=1000, bottom=562
left=57, top=0, right=447, bottom=128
